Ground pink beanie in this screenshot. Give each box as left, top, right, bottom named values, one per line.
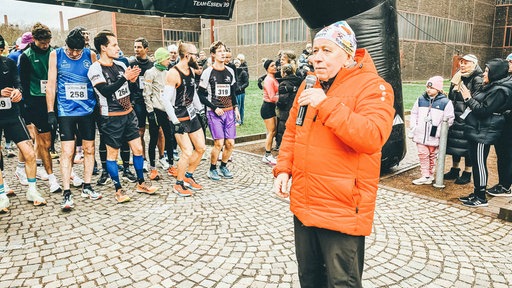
left=426, top=76, right=444, bottom=91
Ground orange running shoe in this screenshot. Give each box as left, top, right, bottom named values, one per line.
left=184, top=176, right=203, bottom=190
left=115, top=189, right=131, bottom=203
left=149, top=169, right=160, bottom=180
left=173, top=182, right=193, bottom=197
left=136, top=182, right=158, bottom=194
left=167, top=166, right=178, bottom=177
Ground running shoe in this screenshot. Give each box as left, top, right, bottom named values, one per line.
left=5, top=147, right=16, bottom=158
left=219, top=166, right=233, bottom=179
left=0, top=194, right=10, bottom=213
left=71, top=171, right=84, bottom=187
left=3, top=179, right=14, bottom=196
left=143, top=161, right=149, bottom=172
left=159, top=157, right=170, bottom=170
left=262, top=154, right=277, bottom=165
left=149, top=169, right=161, bottom=180
left=184, top=176, right=203, bottom=190
left=49, top=178, right=62, bottom=194
left=115, top=189, right=131, bottom=203
left=173, top=150, right=180, bottom=161
left=81, top=186, right=102, bottom=200
left=207, top=169, right=221, bottom=181
left=49, top=149, right=59, bottom=159
left=97, top=170, right=111, bottom=185
left=36, top=166, right=49, bottom=181
left=15, top=167, right=28, bottom=186
left=167, top=166, right=178, bottom=177
left=61, top=192, right=74, bottom=211
left=26, top=190, right=47, bottom=206
left=136, top=182, right=158, bottom=194
left=173, top=182, right=193, bottom=197
left=73, top=151, right=84, bottom=164
left=122, top=169, right=137, bottom=183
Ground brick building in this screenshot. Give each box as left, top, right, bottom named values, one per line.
left=68, top=11, right=201, bottom=57
left=70, top=1, right=512, bottom=81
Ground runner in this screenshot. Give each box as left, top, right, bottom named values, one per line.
left=0, top=45, right=46, bottom=211
left=161, top=42, right=206, bottom=197
left=18, top=22, right=62, bottom=194
left=143, top=47, right=178, bottom=180
left=46, top=27, right=102, bottom=211
left=198, top=41, right=240, bottom=181
left=87, top=30, right=157, bottom=203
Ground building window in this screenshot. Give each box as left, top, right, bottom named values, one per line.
left=398, top=12, right=472, bottom=44
left=497, top=0, right=512, bottom=5
left=282, top=18, right=307, bottom=43
left=164, top=30, right=200, bottom=47
left=237, top=24, right=257, bottom=46
left=258, top=21, right=280, bottom=44
left=505, top=27, right=512, bottom=47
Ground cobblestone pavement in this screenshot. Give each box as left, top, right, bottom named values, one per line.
left=1, top=147, right=511, bottom=287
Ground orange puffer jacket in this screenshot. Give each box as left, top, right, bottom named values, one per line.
left=273, top=49, right=395, bottom=236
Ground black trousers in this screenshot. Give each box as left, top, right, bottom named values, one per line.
left=468, top=140, right=490, bottom=198
left=294, top=216, right=365, bottom=288
left=494, top=136, right=512, bottom=188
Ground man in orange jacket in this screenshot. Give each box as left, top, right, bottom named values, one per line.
left=273, top=21, right=395, bottom=287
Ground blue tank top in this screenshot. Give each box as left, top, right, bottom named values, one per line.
left=56, top=48, right=96, bottom=116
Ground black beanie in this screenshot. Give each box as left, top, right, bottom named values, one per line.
left=263, top=59, right=273, bottom=71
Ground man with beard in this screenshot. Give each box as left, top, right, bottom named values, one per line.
left=161, top=42, right=206, bottom=197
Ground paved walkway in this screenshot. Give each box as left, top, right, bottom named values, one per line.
left=0, top=145, right=511, bottom=287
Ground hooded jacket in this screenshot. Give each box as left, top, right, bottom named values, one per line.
left=277, top=74, right=302, bottom=111
left=464, top=59, right=512, bottom=144
left=272, top=49, right=395, bottom=236
left=446, top=65, right=483, bottom=156
left=410, top=92, right=455, bottom=146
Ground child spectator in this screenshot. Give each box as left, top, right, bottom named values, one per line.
left=410, top=76, right=455, bottom=185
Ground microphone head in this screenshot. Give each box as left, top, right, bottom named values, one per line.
left=305, top=75, right=317, bottom=87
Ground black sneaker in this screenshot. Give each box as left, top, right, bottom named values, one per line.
left=96, top=171, right=111, bottom=185
left=122, top=169, right=137, bottom=183
left=463, top=196, right=488, bottom=207
left=487, top=184, right=512, bottom=197
left=444, top=167, right=460, bottom=180
left=455, top=171, right=471, bottom=185
left=458, top=193, right=475, bottom=203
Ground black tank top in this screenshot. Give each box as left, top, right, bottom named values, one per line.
left=173, top=66, right=195, bottom=119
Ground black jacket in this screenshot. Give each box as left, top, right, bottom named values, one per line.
left=235, top=67, right=249, bottom=95
left=0, top=56, right=22, bottom=118
left=277, top=74, right=302, bottom=112
left=446, top=65, right=483, bottom=156
left=464, top=59, right=512, bottom=145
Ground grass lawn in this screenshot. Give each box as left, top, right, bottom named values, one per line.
left=233, top=80, right=450, bottom=137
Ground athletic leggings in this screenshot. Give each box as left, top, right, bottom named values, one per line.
left=151, top=109, right=175, bottom=167
left=468, top=140, right=490, bottom=198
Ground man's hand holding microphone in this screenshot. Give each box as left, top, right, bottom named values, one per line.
left=296, top=75, right=324, bottom=126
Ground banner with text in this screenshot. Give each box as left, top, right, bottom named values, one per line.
left=20, top=0, right=236, bottom=19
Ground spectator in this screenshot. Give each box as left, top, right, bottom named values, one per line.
left=298, top=43, right=312, bottom=69
left=275, top=63, right=301, bottom=150
left=458, top=58, right=512, bottom=207
left=409, top=76, right=454, bottom=185
left=445, top=54, right=483, bottom=184
left=234, top=59, right=249, bottom=126
left=260, top=59, right=279, bottom=165
left=272, top=20, right=394, bottom=287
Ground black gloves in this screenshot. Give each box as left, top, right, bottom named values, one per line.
left=174, top=122, right=184, bottom=134
left=48, top=112, right=58, bottom=131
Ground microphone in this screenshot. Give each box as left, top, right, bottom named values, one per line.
left=296, top=75, right=317, bottom=126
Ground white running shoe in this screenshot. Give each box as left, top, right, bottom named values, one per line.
left=0, top=194, right=10, bottom=212
left=15, top=167, right=28, bottom=186
left=158, top=157, right=170, bottom=170
left=73, top=151, right=84, bottom=164
left=262, top=154, right=277, bottom=165
left=143, top=160, right=149, bottom=172
left=49, top=179, right=62, bottom=194
left=3, top=179, right=14, bottom=195
left=36, top=166, right=49, bottom=181
left=26, top=189, right=47, bottom=206
left=412, top=176, right=433, bottom=185
left=5, top=147, right=16, bottom=158
left=70, top=171, right=84, bottom=187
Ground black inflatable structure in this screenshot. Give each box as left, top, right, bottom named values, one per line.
left=289, top=0, right=406, bottom=170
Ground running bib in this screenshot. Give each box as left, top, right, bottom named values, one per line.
left=139, top=76, right=145, bottom=89
left=215, top=84, right=230, bottom=97
left=0, top=98, right=12, bottom=110
left=115, top=82, right=130, bottom=100
left=187, top=104, right=196, bottom=119
left=65, top=83, right=87, bottom=100
left=40, top=80, right=48, bottom=94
